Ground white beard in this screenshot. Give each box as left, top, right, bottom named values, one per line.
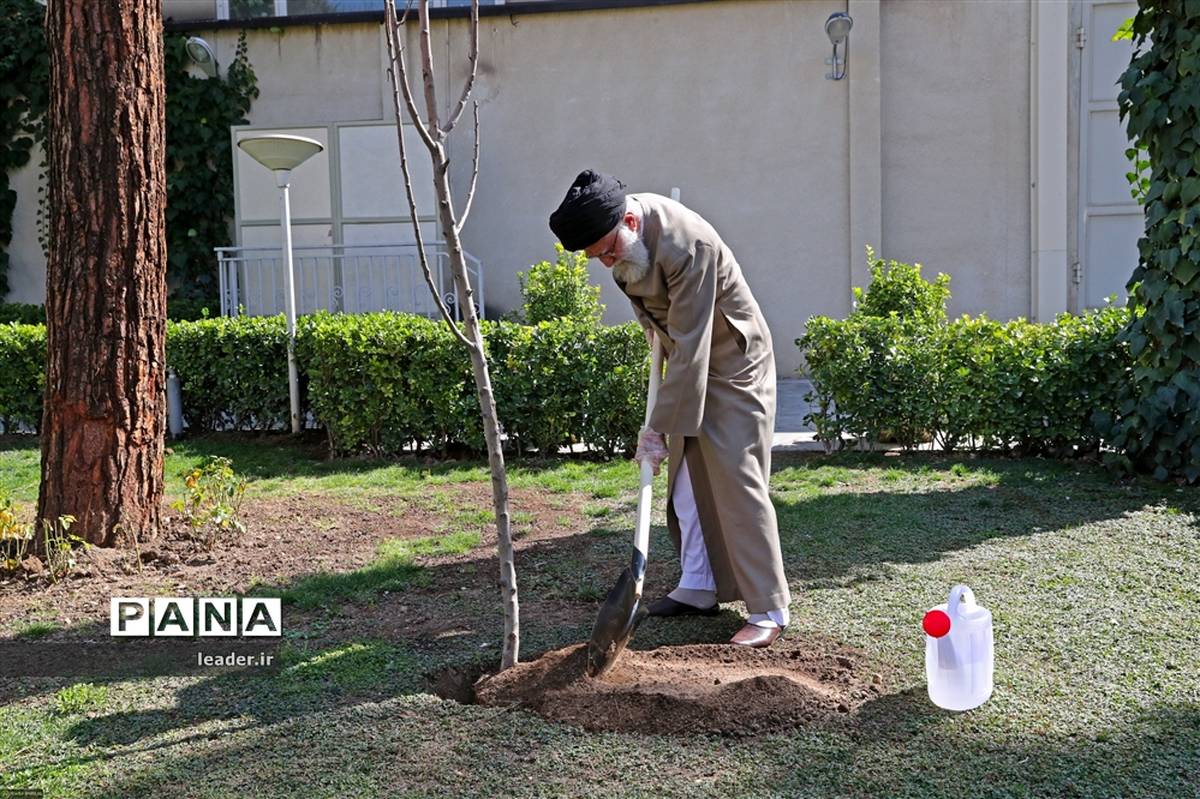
left=612, top=227, right=650, bottom=283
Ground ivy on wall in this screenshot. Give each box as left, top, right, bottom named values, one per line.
left=0, top=0, right=49, bottom=298
left=164, top=32, right=259, bottom=302
left=1107, top=0, right=1200, bottom=482
left=0, top=6, right=259, bottom=304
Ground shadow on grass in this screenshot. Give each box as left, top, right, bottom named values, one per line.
left=0, top=434, right=38, bottom=451
left=162, top=432, right=629, bottom=482
left=65, top=692, right=1200, bottom=798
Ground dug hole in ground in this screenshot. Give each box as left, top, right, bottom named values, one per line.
left=466, top=631, right=890, bottom=737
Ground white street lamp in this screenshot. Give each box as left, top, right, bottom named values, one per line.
left=185, top=36, right=219, bottom=78
left=824, top=12, right=853, bottom=81
left=237, top=134, right=324, bottom=435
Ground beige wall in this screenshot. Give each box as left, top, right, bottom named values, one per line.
left=442, top=0, right=849, bottom=376
left=7, top=0, right=1054, bottom=376
left=206, top=23, right=386, bottom=125
left=879, top=0, right=1032, bottom=322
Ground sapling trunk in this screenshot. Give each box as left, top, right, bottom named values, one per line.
left=384, top=0, right=519, bottom=668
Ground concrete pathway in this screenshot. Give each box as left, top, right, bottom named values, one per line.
left=773, top=378, right=824, bottom=451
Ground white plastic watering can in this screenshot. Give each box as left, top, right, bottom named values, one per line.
left=923, top=584, right=993, bottom=711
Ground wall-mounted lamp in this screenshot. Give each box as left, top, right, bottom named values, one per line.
left=825, top=12, right=853, bottom=81
left=185, top=36, right=219, bottom=79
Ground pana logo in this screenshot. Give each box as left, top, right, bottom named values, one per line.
left=110, top=597, right=282, bottom=637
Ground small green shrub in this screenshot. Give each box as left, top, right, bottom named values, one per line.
left=172, top=455, right=247, bottom=551
left=936, top=310, right=1129, bottom=454
left=491, top=318, right=594, bottom=454
left=0, top=493, right=34, bottom=571
left=799, top=315, right=941, bottom=450
left=302, top=311, right=478, bottom=454
left=54, top=682, right=107, bottom=715
left=167, top=315, right=302, bottom=432
left=798, top=248, right=1131, bottom=454
left=854, top=245, right=951, bottom=326
left=306, top=312, right=646, bottom=457
left=40, top=514, right=83, bottom=583
left=582, top=322, right=648, bottom=456
left=518, top=243, right=603, bottom=324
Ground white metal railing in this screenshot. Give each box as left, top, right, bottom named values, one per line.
left=216, top=242, right=485, bottom=320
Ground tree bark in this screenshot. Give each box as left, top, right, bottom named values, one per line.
left=38, top=0, right=168, bottom=548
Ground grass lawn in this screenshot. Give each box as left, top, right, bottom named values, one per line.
left=0, top=434, right=1197, bottom=798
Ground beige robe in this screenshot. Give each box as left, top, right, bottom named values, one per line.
left=616, top=193, right=790, bottom=614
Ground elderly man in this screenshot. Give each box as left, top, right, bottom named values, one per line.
left=548, top=169, right=791, bottom=648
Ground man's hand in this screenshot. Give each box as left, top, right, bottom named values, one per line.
left=635, top=427, right=668, bottom=475
left=643, top=325, right=654, bottom=348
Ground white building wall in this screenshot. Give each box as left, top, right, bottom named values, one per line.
left=6, top=143, right=45, bottom=306
left=879, top=0, right=1033, bottom=322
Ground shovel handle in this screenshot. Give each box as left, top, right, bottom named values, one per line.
left=632, top=337, right=664, bottom=592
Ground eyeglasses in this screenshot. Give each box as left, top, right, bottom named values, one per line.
left=589, top=227, right=621, bottom=262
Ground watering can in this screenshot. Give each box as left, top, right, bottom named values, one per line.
left=922, top=584, right=993, bottom=711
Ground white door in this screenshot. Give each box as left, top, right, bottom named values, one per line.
left=1078, top=0, right=1142, bottom=308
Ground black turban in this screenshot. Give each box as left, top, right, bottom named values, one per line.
left=548, top=169, right=627, bottom=252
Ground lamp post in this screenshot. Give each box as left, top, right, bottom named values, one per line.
left=237, top=134, right=324, bottom=434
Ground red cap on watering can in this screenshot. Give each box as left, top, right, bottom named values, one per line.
left=923, top=609, right=951, bottom=638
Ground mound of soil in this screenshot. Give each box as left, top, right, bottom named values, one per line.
left=474, top=636, right=886, bottom=736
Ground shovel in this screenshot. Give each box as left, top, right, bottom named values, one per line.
left=586, top=334, right=665, bottom=678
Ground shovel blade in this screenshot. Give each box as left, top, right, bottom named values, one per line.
left=586, top=566, right=645, bottom=678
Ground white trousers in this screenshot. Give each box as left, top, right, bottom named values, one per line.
left=673, top=456, right=717, bottom=591
left=672, top=456, right=790, bottom=628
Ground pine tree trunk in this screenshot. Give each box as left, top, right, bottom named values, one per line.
left=37, top=0, right=168, bottom=548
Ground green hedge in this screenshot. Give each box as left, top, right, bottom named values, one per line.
left=301, top=312, right=478, bottom=454
left=798, top=251, right=1132, bottom=454
left=0, top=322, right=45, bottom=432
left=167, top=315, right=300, bottom=432
left=302, top=312, right=646, bottom=456
left=1, top=312, right=648, bottom=454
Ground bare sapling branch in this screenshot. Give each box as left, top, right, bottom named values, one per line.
left=384, top=0, right=438, bottom=152
left=442, top=0, right=480, bottom=135
left=384, top=1, right=473, bottom=347
left=456, top=102, right=481, bottom=233
left=416, top=0, right=441, bottom=134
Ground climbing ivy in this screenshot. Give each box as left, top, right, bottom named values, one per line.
left=164, top=31, right=259, bottom=301
left=1105, top=0, right=1200, bottom=482
left=0, top=0, right=49, bottom=298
